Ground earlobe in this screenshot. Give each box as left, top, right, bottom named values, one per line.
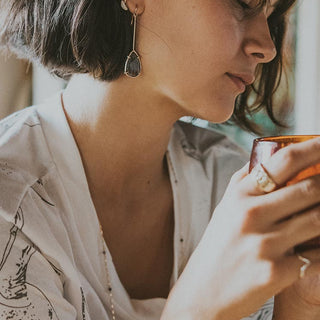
left=123, top=0, right=145, bottom=15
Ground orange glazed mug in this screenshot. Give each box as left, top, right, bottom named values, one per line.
left=249, top=135, right=320, bottom=252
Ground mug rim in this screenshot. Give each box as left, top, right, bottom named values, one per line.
left=254, top=135, right=320, bottom=143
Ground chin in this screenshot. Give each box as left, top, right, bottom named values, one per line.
left=197, top=92, right=237, bottom=123
left=179, top=91, right=237, bottom=123
left=206, top=114, right=233, bottom=124
left=192, top=100, right=236, bottom=124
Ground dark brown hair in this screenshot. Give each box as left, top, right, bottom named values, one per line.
left=232, top=0, right=297, bottom=133
left=0, top=0, right=296, bottom=133
left=0, top=0, right=133, bottom=80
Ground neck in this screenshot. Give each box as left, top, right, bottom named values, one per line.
left=62, top=74, right=185, bottom=203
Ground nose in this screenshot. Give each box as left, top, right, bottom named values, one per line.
left=243, top=13, right=277, bottom=64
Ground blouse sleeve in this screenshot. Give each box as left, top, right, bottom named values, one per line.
left=0, top=215, right=77, bottom=320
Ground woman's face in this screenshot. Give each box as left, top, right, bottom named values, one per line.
left=138, top=0, right=278, bottom=122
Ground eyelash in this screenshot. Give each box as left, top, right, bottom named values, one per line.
left=237, top=0, right=251, bottom=10
left=236, top=1, right=276, bottom=19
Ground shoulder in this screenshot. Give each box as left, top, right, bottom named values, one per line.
left=0, top=105, right=54, bottom=181
left=0, top=105, right=55, bottom=225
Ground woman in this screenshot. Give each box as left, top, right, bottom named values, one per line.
left=0, top=0, right=320, bottom=319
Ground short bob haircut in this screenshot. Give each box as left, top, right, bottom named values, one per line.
left=0, top=0, right=296, bottom=133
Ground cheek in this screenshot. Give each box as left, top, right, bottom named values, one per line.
left=141, top=1, right=242, bottom=80
left=159, top=4, right=242, bottom=85
left=139, top=0, right=243, bottom=121
left=178, top=2, right=241, bottom=55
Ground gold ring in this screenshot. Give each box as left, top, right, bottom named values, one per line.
left=252, top=163, right=277, bottom=193
left=297, top=253, right=311, bottom=279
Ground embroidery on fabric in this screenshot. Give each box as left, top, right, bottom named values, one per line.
left=0, top=162, right=14, bottom=177
left=80, top=287, right=87, bottom=320
left=46, top=260, right=63, bottom=277
left=0, top=207, right=62, bottom=319
left=30, top=180, right=64, bottom=278
left=31, top=180, right=55, bottom=207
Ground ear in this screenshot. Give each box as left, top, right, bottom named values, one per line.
left=125, top=0, right=145, bottom=15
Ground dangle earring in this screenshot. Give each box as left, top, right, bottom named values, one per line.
left=123, top=5, right=142, bottom=77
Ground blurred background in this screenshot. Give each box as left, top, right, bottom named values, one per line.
left=0, top=0, right=318, bottom=151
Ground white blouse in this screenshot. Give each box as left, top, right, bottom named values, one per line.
left=0, top=92, right=273, bottom=320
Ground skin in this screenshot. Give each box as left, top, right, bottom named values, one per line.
left=63, top=0, right=276, bottom=221
left=162, top=140, right=320, bottom=320
left=62, top=0, right=277, bottom=299
left=62, top=0, right=320, bottom=318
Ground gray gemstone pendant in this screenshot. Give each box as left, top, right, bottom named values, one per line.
left=124, top=50, right=141, bottom=77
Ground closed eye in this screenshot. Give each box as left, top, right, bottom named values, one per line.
left=237, top=0, right=251, bottom=10
left=236, top=0, right=277, bottom=19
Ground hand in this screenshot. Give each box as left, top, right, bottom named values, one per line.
left=161, top=137, right=320, bottom=320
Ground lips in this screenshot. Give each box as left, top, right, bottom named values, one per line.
left=227, top=73, right=255, bottom=86
left=227, top=74, right=246, bottom=92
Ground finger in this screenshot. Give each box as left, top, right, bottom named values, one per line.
left=274, top=205, right=320, bottom=252
left=231, top=162, right=250, bottom=183
left=259, top=175, right=320, bottom=224
left=264, top=137, right=320, bottom=185
left=243, top=137, right=320, bottom=195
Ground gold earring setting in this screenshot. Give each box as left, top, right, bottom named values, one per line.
left=120, top=0, right=128, bottom=10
